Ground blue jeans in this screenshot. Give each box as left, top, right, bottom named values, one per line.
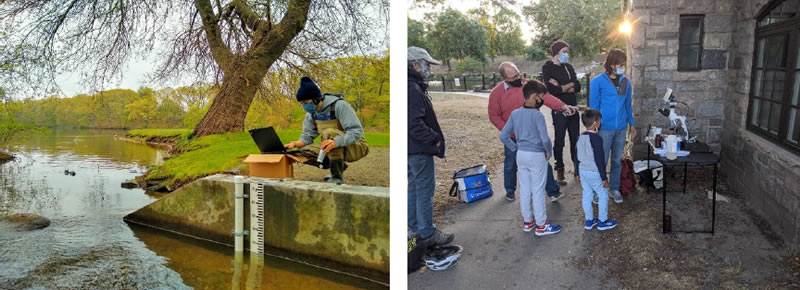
left=598, top=129, right=627, bottom=191
left=504, top=141, right=561, bottom=198
left=580, top=169, right=609, bottom=222
left=408, top=154, right=436, bottom=238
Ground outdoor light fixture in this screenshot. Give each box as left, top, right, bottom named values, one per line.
left=619, top=19, right=633, bottom=36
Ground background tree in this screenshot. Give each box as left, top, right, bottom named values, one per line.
left=428, top=9, right=488, bottom=71
left=468, top=1, right=525, bottom=63
left=0, top=0, right=387, bottom=138
left=522, top=0, right=623, bottom=58
left=408, top=18, right=428, bottom=49
left=456, top=57, right=486, bottom=75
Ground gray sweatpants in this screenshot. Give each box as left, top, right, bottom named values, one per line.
left=517, top=150, right=548, bottom=226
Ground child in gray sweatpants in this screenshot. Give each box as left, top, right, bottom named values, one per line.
left=499, top=80, right=563, bottom=236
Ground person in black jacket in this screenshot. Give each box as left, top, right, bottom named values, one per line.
left=407, top=46, right=454, bottom=246
left=542, top=40, right=581, bottom=185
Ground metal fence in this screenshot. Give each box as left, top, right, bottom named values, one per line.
left=427, top=72, right=592, bottom=106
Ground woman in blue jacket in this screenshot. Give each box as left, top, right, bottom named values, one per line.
left=589, top=48, right=636, bottom=204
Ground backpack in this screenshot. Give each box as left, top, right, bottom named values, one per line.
left=620, top=158, right=636, bottom=196
left=408, top=233, right=430, bottom=273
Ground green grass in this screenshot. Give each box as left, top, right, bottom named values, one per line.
left=130, top=129, right=389, bottom=189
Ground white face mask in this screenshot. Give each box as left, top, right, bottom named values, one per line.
left=615, top=68, right=625, bottom=75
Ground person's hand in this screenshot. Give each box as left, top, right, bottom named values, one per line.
left=576, top=175, right=581, bottom=183
left=567, top=87, right=576, bottom=93
left=545, top=153, right=550, bottom=161
left=284, top=141, right=303, bottom=149
left=603, top=180, right=609, bottom=188
left=548, top=78, right=559, bottom=86
left=630, top=126, right=637, bottom=139
left=435, top=141, right=441, bottom=147
left=321, top=139, right=336, bottom=153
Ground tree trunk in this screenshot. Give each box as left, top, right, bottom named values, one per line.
left=446, top=60, right=452, bottom=71
left=192, top=67, right=262, bottom=138
left=191, top=0, right=311, bottom=138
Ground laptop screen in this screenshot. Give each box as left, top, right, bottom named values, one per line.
left=248, top=127, right=286, bottom=154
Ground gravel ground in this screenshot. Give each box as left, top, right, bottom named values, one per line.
left=293, top=147, right=389, bottom=187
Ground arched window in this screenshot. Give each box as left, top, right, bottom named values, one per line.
left=747, top=0, right=800, bottom=153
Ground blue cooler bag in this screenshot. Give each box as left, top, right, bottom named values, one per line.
left=448, top=165, right=493, bottom=203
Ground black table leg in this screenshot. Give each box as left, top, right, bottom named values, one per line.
left=663, top=163, right=668, bottom=233
left=683, top=163, right=687, bottom=194
left=712, top=163, right=717, bottom=235
left=647, top=145, right=651, bottom=194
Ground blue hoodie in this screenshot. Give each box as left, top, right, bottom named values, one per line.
left=589, top=73, right=635, bottom=131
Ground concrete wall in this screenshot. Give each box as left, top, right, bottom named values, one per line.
left=124, top=174, right=389, bottom=276
left=632, top=0, right=800, bottom=247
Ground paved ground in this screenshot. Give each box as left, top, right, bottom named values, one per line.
left=408, top=93, right=799, bottom=289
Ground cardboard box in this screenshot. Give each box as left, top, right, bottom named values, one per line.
left=243, top=154, right=307, bottom=179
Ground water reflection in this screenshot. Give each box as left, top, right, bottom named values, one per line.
left=130, top=223, right=384, bottom=289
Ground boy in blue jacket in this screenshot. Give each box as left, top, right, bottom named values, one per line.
left=576, top=109, right=618, bottom=231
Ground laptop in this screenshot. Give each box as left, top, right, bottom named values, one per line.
left=248, top=127, right=305, bottom=154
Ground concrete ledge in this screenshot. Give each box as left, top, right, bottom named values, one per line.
left=124, top=174, right=389, bottom=275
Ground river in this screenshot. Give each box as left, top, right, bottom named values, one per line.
left=0, top=129, right=381, bottom=289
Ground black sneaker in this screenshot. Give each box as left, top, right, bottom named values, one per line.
left=505, top=192, right=515, bottom=201
left=423, top=230, right=454, bottom=246
left=424, top=244, right=463, bottom=271
left=549, top=191, right=565, bottom=202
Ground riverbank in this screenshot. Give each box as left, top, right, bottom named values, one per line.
left=0, top=151, right=12, bottom=164
left=127, top=129, right=390, bottom=191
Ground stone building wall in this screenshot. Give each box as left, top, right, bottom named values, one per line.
left=629, top=0, right=736, bottom=156
left=718, top=0, right=800, bottom=247
left=630, top=0, right=800, bottom=247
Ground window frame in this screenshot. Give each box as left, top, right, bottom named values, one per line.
left=678, top=14, right=705, bottom=72
left=747, top=0, right=800, bottom=154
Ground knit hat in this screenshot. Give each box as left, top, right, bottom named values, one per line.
left=296, top=76, right=322, bottom=102
left=550, top=40, right=569, bottom=56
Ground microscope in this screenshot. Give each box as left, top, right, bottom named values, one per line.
left=657, top=88, right=696, bottom=143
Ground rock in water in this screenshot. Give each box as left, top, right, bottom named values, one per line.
left=1, top=213, right=51, bottom=231
left=121, top=180, right=139, bottom=189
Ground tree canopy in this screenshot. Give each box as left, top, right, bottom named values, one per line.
left=427, top=9, right=488, bottom=71
left=468, top=1, right=525, bottom=62
left=522, top=0, right=624, bottom=58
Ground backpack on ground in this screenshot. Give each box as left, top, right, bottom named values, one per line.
left=620, top=158, right=636, bottom=196
left=448, top=165, right=493, bottom=203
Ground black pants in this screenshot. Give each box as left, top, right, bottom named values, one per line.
left=552, top=111, right=580, bottom=173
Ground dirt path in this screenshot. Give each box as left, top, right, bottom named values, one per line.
left=410, top=92, right=799, bottom=289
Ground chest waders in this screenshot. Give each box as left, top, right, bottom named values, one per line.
left=308, top=99, right=369, bottom=183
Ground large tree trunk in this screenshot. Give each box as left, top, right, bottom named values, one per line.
left=191, top=0, right=311, bottom=138
left=191, top=67, right=262, bottom=137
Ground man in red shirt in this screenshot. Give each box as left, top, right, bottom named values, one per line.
left=489, top=62, right=578, bottom=202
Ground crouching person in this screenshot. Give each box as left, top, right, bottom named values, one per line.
left=284, top=76, right=369, bottom=184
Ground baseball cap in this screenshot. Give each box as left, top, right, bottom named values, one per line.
left=408, top=47, right=442, bottom=65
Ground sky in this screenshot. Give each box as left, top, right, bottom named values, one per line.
left=407, top=0, right=538, bottom=45
left=52, top=3, right=388, bottom=98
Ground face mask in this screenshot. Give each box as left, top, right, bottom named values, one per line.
left=615, top=68, right=625, bottom=75
left=417, top=60, right=431, bottom=78
left=507, top=78, right=522, bottom=87
left=302, top=102, right=317, bottom=114
left=558, top=53, right=569, bottom=64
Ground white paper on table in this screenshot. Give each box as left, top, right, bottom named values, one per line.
left=653, top=149, right=690, bottom=157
